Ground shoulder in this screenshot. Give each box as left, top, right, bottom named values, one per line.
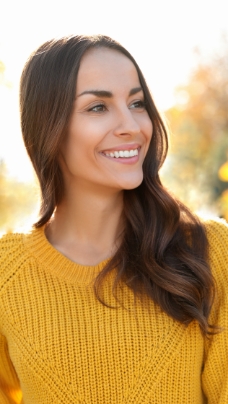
left=203, top=218, right=228, bottom=269
left=203, top=218, right=228, bottom=315
left=0, top=231, right=25, bottom=257
left=203, top=217, right=228, bottom=245
left=0, top=232, right=25, bottom=263
left=0, top=231, right=25, bottom=251
left=0, top=231, right=29, bottom=290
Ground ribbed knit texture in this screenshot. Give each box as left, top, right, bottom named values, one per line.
left=0, top=219, right=227, bottom=403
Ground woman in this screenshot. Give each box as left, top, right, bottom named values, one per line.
left=0, top=35, right=227, bottom=403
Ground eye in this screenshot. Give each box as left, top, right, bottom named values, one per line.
left=88, top=104, right=107, bottom=113
left=129, top=100, right=146, bottom=110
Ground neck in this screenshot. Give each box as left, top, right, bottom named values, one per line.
left=45, top=182, right=124, bottom=265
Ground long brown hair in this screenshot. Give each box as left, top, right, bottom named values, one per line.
left=20, top=35, right=215, bottom=334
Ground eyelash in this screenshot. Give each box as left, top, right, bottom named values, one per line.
left=88, top=104, right=107, bottom=113
left=88, top=100, right=146, bottom=113
left=130, top=100, right=146, bottom=109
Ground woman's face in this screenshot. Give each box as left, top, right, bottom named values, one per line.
left=60, top=47, right=153, bottom=194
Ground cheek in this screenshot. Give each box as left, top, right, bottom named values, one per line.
left=146, top=115, right=153, bottom=135
left=69, top=116, right=109, bottom=148
left=137, top=112, right=153, bottom=137
left=64, top=121, right=91, bottom=155
left=142, top=116, right=153, bottom=144
left=142, top=118, right=153, bottom=158
left=62, top=119, right=105, bottom=170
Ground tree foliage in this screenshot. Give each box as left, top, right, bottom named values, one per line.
left=162, top=45, right=228, bottom=220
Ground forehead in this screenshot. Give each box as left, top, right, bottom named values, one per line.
left=76, top=47, right=140, bottom=93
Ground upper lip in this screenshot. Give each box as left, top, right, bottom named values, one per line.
left=100, top=143, right=141, bottom=153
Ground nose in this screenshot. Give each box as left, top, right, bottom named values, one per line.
left=112, top=105, right=141, bottom=137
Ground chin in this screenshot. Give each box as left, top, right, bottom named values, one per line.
left=119, top=175, right=144, bottom=191
left=123, top=183, right=142, bottom=191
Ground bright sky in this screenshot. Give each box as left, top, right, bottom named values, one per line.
left=0, top=0, right=227, bottom=181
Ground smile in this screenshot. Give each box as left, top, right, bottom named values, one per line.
left=102, top=148, right=139, bottom=159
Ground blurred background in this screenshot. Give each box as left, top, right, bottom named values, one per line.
left=0, top=0, right=228, bottom=233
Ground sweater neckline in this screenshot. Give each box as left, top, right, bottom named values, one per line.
left=23, top=226, right=110, bottom=285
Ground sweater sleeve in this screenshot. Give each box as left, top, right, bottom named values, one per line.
left=202, top=219, right=228, bottom=404
left=0, top=234, right=23, bottom=404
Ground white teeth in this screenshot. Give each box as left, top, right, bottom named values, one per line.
left=103, top=148, right=139, bottom=158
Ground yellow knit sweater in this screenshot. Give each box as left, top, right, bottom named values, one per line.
left=0, top=219, right=228, bottom=404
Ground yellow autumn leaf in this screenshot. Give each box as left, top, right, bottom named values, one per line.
left=218, top=162, right=228, bottom=181
left=221, top=189, right=228, bottom=201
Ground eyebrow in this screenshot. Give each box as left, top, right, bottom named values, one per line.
left=76, top=87, right=143, bottom=98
